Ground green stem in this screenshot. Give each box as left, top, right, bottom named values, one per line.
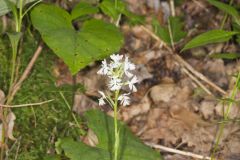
left=211, top=72, right=240, bottom=159
left=115, top=0, right=118, bottom=9
left=17, top=0, right=23, bottom=32
left=113, top=90, right=120, bottom=160
left=59, top=92, right=85, bottom=135
left=220, top=0, right=234, bottom=29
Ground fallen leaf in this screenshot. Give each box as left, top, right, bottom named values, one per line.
left=150, top=83, right=178, bottom=104
left=6, top=112, right=16, bottom=141
left=200, top=100, right=216, bottom=120
left=121, top=95, right=151, bottom=121
left=73, top=94, right=98, bottom=114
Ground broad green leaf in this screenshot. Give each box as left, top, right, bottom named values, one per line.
left=0, top=0, right=36, bottom=16
left=181, top=30, right=238, bottom=51
left=207, top=0, right=240, bottom=25
left=57, top=138, right=111, bottom=160
left=31, top=4, right=123, bottom=75
left=71, top=2, right=99, bottom=20
left=152, top=16, right=186, bottom=44
left=209, top=53, right=240, bottom=59
left=43, top=155, right=61, bottom=160
left=58, top=109, right=163, bottom=160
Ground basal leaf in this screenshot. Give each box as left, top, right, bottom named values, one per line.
left=207, top=0, right=240, bottom=25
left=57, top=138, right=110, bottom=160
left=181, top=30, right=238, bottom=51
left=209, top=53, right=240, bottom=59
left=58, top=110, right=162, bottom=160
left=71, top=2, right=99, bottom=20
left=84, top=109, right=163, bottom=160
left=31, top=4, right=123, bottom=75
left=43, top=155, right=61, bottom=160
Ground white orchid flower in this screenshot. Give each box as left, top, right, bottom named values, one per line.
left=124, top=56, right=135, bottom=77
left=108, top=77, right=122, bottom=91
left=128, top=76, right=138, bottom=92
left=97, top=59, right=109, bottom=75
left=118, top=93, right=131, bottom=106
left=98, top=97, right=106, bottom=106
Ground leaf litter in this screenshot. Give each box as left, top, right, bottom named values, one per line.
left=54, top=0, right=240, bottom=159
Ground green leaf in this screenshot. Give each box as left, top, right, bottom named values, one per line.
left=152, top=16, right=186, bottom=44
left=71, top=2, right=99, bottom=20
left=207, top=0, right=240, bottom=25
left=99, top=0, right=120, bottom=20
left=100, top=0, right=144, bottom=24
left=31, top=4, right=123, bottom=75
left=121, top=9, right=145, bottom=25
left=7, top=32, right=22, bottom=54
left=209, top=53, right=240, bottom=59
left=152, top=17, right=170, bottom=43
left=58, top=109, right=163, bottom=160
left=0, top=0, right=36, bottom=16
left=181, top=30, right=238, bottom=51
left=57, top=138, right=111, bottom=160
left=168, top=17, right=187, bottom=43
left=43, top=155, right=61, bottom=160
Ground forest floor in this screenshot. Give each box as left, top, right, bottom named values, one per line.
left=53, top=0, right=240, bottom=160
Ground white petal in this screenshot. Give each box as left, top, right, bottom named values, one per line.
left=98, top=91, right=106, bottom=98
left=99, top=98, right=105, bottom=106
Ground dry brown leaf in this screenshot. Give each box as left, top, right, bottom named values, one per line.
left=73, top=94, right=98, bottom=114
left=0, top=90, right=5, bottom=104
left=82, top=129, right=99, bottom=147
left=121, top=95, right=151, bottom=121
left=150, top=83, right=178, bottom=104
left=215, top=102, right=240, bottom=119
left=200, top=100, right=216, bottom=120
left=6, top=112, right=16, bottom=141
left=169, top=105, right=211, bottom=129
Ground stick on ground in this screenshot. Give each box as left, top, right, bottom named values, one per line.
left=145, top=142, right=211, bottom=160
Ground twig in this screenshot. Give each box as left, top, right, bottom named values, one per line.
left=145, top=142, right=211, bottom=160
left=181, top=67, right=213, bottom=95
left=140, top=25, right=227, bottom=95
left=174, top=54, right=227, bottom=95
left=0, top=99, right=54, bottom=108
left=8, top=42, right=43, bottom=101
left=169, top=0, right=175, bottom=17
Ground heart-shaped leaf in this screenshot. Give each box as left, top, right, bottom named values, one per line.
left=57, top=109, right=163, bottom=160
left=31, top=4, right=123, bottom=74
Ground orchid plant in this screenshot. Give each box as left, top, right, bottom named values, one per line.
left=97, top=54, right=138, bottom=160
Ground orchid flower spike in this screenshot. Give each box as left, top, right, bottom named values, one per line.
left=97, top=54, right=138, bottom=107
